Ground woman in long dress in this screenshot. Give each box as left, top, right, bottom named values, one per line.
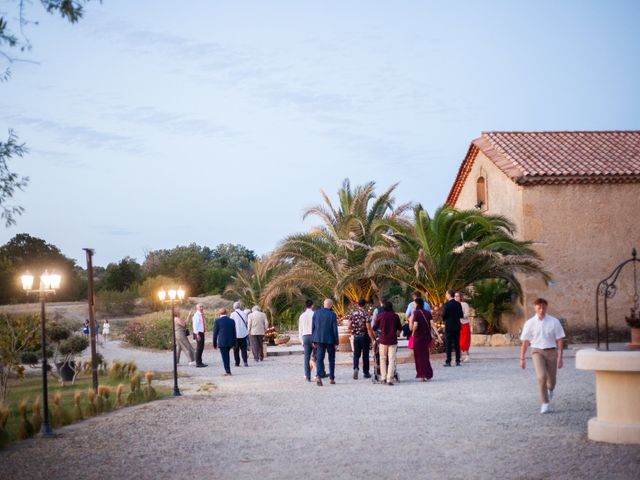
left=409, top=297, right=433, bottom=381
left=175, top=312, right=196, bottom=366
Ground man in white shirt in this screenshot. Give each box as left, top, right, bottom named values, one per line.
left=247, top=305, right=269, bottom=362
left=298, top=299, right=315, bottom=382
left=230, top=301, right=249, bottom=367
left=520, top=298, right=565, bottom=414
left=192, top=304, right=207, bottom=367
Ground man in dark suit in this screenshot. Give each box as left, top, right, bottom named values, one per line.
left=213, top=308, right=237, bottom=376
left=442, top=289, right=464, bottom=366
left=312, top=298, right=339, bottom=386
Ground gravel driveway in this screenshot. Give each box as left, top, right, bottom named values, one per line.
left=1, top=342, right=639, bottom=480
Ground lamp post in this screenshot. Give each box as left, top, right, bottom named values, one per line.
left=158, top=287, right=186, bottom=397
left=21, top=270, right=62, bottom=437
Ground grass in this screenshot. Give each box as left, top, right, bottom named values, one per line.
left=2, top=372, right=171, bottom=447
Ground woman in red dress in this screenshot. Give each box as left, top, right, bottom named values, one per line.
left=409, top=297, right=433, bottom=381
left=455, top=292, right=471, bottom=362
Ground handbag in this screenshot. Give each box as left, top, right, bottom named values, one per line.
left=408, top=335, right=415, bottom=350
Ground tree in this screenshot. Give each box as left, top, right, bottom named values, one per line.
left=266, top=179, right=410, bottom=317
left=0, top=131, right=29, bottom=226
left=1, top=1, right=97, bottom=225
left=99, top=256, right=142, bottom=292
left=0, top=233, right=81, bottom=303
left=0, top=313, right=40, bottom=402
left=365, top=205, right=551, bottom=307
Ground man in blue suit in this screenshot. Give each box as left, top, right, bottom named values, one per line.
left=213, top=308, right=237, bottom=376
left=312, top=298, right=339, bottom=386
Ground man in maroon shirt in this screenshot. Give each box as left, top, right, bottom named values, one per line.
left=372, top=301, right=402, bottom=385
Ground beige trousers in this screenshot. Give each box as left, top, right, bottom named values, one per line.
left=531, top=348, right=558, bottom=403
left=379, top=344, right=398, bottom=383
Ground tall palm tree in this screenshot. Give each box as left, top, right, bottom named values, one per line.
left=265, top=179, right=410, bottom=317
left=365, top=205, right=550, bottom=307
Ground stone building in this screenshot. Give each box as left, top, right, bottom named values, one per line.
left=446, top=131, right=640, bottom=337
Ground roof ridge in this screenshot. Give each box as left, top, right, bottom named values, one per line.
left=481, top=130, right=640, bottom=134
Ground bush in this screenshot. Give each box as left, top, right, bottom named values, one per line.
left=96, top=288, right=138, bottom=316
left=122, top=312, right=172, bottom=350
left=59, top=335, right=89, bottom=356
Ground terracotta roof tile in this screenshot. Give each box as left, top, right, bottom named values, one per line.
left=447, top=131, right=640, bottom=205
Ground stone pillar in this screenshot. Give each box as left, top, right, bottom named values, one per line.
left=576, top=349, right=640, bottom=444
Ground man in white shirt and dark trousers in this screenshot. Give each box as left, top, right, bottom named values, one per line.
left=231, top=301, right=249, bottom=367
left=298, top=299, right=314, bottom=382
left=192, top=304, right=207, bottom=368
left=520, top=298, right=565, bottom=414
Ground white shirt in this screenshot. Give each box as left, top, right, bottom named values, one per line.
left=231, top=309, right=249, bottom=338
left=102, top=322, right=110, bottom=334
left=192, top=310, right=205, bottom=333
left=248, top=311, right=269, bottom=335
left=298, top=308, right=314, bottom=342
left=520, top=314, right=565, bottom=349
left=460, top=301, right=471, bottom=325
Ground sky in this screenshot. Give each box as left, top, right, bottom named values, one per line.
left=1, top=0, right=639, bottom=267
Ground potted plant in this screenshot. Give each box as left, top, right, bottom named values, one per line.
left=469, top=280, right=515, bottom=335
left=265, top=326, right=277, bottom=346
left=626, top=307, right=640, bottom=349
left=47, top=323, right=89, bottom=384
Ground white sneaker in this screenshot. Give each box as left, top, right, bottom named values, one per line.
left=548, top=389, right=554, bottom=401
left=462, top=354, right=470, bottom=363
left=188, top=361, right=195, bottom=366
left=540, top=403, right=550, bottom=414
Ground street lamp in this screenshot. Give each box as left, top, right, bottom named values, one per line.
left=21, top=269, right=62, bottom=437
left=157, top=286, right=186, bottom=397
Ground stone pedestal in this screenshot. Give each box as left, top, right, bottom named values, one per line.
left=576, top=348, right=640, bottom=444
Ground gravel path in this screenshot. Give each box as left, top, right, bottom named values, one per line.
left=2, top=343, right=639, bottom=480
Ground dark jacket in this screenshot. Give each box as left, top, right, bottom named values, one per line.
left=373, top=311, right=402, bottom=345
left=311, top=307, right=339, bottom=345
left=213, top=315, right=237, bottom=348
left=442, top=299, right=463, bottom=332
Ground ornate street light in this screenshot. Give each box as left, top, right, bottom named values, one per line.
left=21, top=269, right=62, bottom=437
left=157, top=286, right=186, bottom=396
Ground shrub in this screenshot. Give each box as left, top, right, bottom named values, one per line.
left=122, top=312, right=172, bottom=350
left=30, top=396, right=42, bottom=433
left=96, top=288, right=138, bottom=316
left=16, top=399, right=33, bottom=440
left=0, top=403, right=10, bottom=448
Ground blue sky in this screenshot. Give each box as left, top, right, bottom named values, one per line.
left=1, top=0, right=639, bottom=266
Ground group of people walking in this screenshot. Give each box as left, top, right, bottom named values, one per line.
left=173, top=302, right=269, bottom=375
left=298, top=289, right=473, bottom=386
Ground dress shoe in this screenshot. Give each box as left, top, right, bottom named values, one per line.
left=223, top=372, right=232, bottom=376
left=244, top=363, right=249, bottom=367
left=387, top=381, right=394, bottom=386
left=316, top=376, right=323, bottom=386
left=363, top=373, right=371, bottom=379
left=330, top=379, right=336, bottom=385
left=305, top=377, right=311, bottom=382
left=353, top=369, right=359, bottom=380
left=196, top=363, right=207, bottom=368
left=443, top=363, right=451, bottom=367
left=320, top=373, right=328, bottom=378
left=456, top=362, right=462, bottom=366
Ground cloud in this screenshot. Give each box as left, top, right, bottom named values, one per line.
left=4, top=113, right=143, bottom=153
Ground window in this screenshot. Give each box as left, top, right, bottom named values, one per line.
left=476, top=177, right=487, bottom=209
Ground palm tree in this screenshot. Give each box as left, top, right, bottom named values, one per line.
left=365, top=205, right=551, bottom=307
left=224, top=256, right=300, bottom=325
left=264, top=179, right=410, bottom=317
left=468, top=279, right=516, bottom=334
